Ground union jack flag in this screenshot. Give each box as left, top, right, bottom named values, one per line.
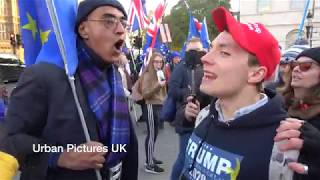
left=139, top=1, right=166, bottom=75
left=128, top=0, right=149, bottom=32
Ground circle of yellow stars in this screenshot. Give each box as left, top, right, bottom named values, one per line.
left=22, top=12, right=51, bottom=45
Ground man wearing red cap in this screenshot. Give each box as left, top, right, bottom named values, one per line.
left=182, top=7, right=287, bottom=180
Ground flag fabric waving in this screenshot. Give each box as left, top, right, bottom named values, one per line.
left=150, top=1, right=165, bottom=48
left=46, top=0, right=78, bottom=76
left=18, top=0, right=41, bottom=66
left=138, top=1, right=166, bottom=75
left=18, top=0, right=78, bottom=76
left=128, top=0, right=148, bottom=32
left=200, top=17, right=210, bottom=49
left=181, top=13, right=201, bottom=58
left=187, top=12, right=201, bottom=40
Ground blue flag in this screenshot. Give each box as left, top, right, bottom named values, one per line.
left=47, top=0, right=78, bottom=76
left=200, top=17, right=210, bottom=49
left=18, top=0, right=41, bottom=66
left=181, top=12, right=201, bottom=58
left=187, top=12, right=201, bottom=40
left=18, top=0, right=78, bottom=76
left=158, top=43, right=170, bottom=62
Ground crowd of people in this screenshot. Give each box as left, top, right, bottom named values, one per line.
left=0, top=0, right=319, bottom=180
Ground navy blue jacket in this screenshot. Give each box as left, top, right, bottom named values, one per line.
left=181, top=90, right=288, bottom=180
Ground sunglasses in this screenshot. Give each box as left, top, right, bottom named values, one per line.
left=290, top=61, right=318, bottom=72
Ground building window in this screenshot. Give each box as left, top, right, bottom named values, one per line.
left=0, top=0, right=4, bottom=15
left=291, top=0, right=305, bottom=10
left=257, top=0, right=272, bottom=12
left=4, top=0, right=9, bottom=16
left=285, top=29, right=307, bottom=48
left=0, top=0, right=9, bottom=16
left=0, top=24, right=5, bottom=40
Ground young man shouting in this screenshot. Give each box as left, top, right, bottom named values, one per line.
left=182, top=7, right=287, bottom=180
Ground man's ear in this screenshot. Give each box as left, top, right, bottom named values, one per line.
left=78, top=22, right=89, bottom=40
left=248, top=66, right=267, bottom=83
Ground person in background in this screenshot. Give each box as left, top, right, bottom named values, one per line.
left=182, top=7, right=286, bottom=180
left=266, top=44, right=309, bottom=91
left=0, top=84, right=8, bottom=122
left=118, top=53, right=133, bottom=97
left=164, top=51, right=182, bottom=81
left=274, top=47, right=320, bottom=179
left=169, top=37, right=210, bottom=180
left=1, top=0, right=138, bottom=179
left=141, top=51, right=167, bottom=174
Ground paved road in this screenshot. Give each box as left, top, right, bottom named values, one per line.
left=135, top=121, right=179, bottom=180
left=14, top=122, right=179, bottom=180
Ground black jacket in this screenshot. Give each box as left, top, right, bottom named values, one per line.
left=181, top=90, right=288, bottom=180
left=169, top=62, right=211, bottom=134
left=294, top=115, right=320, bottom=180
left=2, top=62, right=138, bottom=180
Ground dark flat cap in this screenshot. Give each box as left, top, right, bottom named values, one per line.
left=296, top=47, right=320, bottom=64
left=75, top=0, right=127, bottom=33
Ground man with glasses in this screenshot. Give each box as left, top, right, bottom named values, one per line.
left=3, top=0, right=138, bottom=179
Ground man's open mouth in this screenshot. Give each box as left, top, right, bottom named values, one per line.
left=203, top=70, right=217, bottom=80
left=114, top=39, right=124, bottom=51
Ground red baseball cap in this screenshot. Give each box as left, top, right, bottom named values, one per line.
left=211, top=6, right=281, bottom=80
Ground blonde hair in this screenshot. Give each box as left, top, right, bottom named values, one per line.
left=145, top=51, right=164, bottom=73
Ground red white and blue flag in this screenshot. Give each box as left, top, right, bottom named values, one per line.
left=128, top=0, right=149, bottom=32
left=139, top=1, right=166, bottom=74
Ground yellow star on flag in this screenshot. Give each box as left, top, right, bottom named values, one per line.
left=22, top=12, right=38, bottom=40
left=40, top=29, right=51, bottom=45
left=225, top=159, right=241, bottom=180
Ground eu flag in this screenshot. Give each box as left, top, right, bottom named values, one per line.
left=18, top=0, right=78, bottom=76
left=18, top=0, right=41, bottom=66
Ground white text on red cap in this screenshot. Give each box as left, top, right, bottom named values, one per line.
left=246, top=23, right=262, bottom=34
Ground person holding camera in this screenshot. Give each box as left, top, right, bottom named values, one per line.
left=169, top=37, right=212, bottom=180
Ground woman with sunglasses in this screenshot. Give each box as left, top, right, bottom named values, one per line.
left=274, top=47, right=320, bottom=180
left=272, top=45, right=309, bottom=92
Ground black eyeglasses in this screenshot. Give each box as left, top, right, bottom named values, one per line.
left=87, top=14, right=129, bottom=31
left=290, top=61, right=319, bottom=72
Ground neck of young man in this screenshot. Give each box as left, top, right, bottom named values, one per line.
left=219, top=87, right=262, bottom=120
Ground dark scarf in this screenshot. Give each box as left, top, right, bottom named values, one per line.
left=289, top=103, right=320, bottom=120
left=77, top=42, right=130, bottom=167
